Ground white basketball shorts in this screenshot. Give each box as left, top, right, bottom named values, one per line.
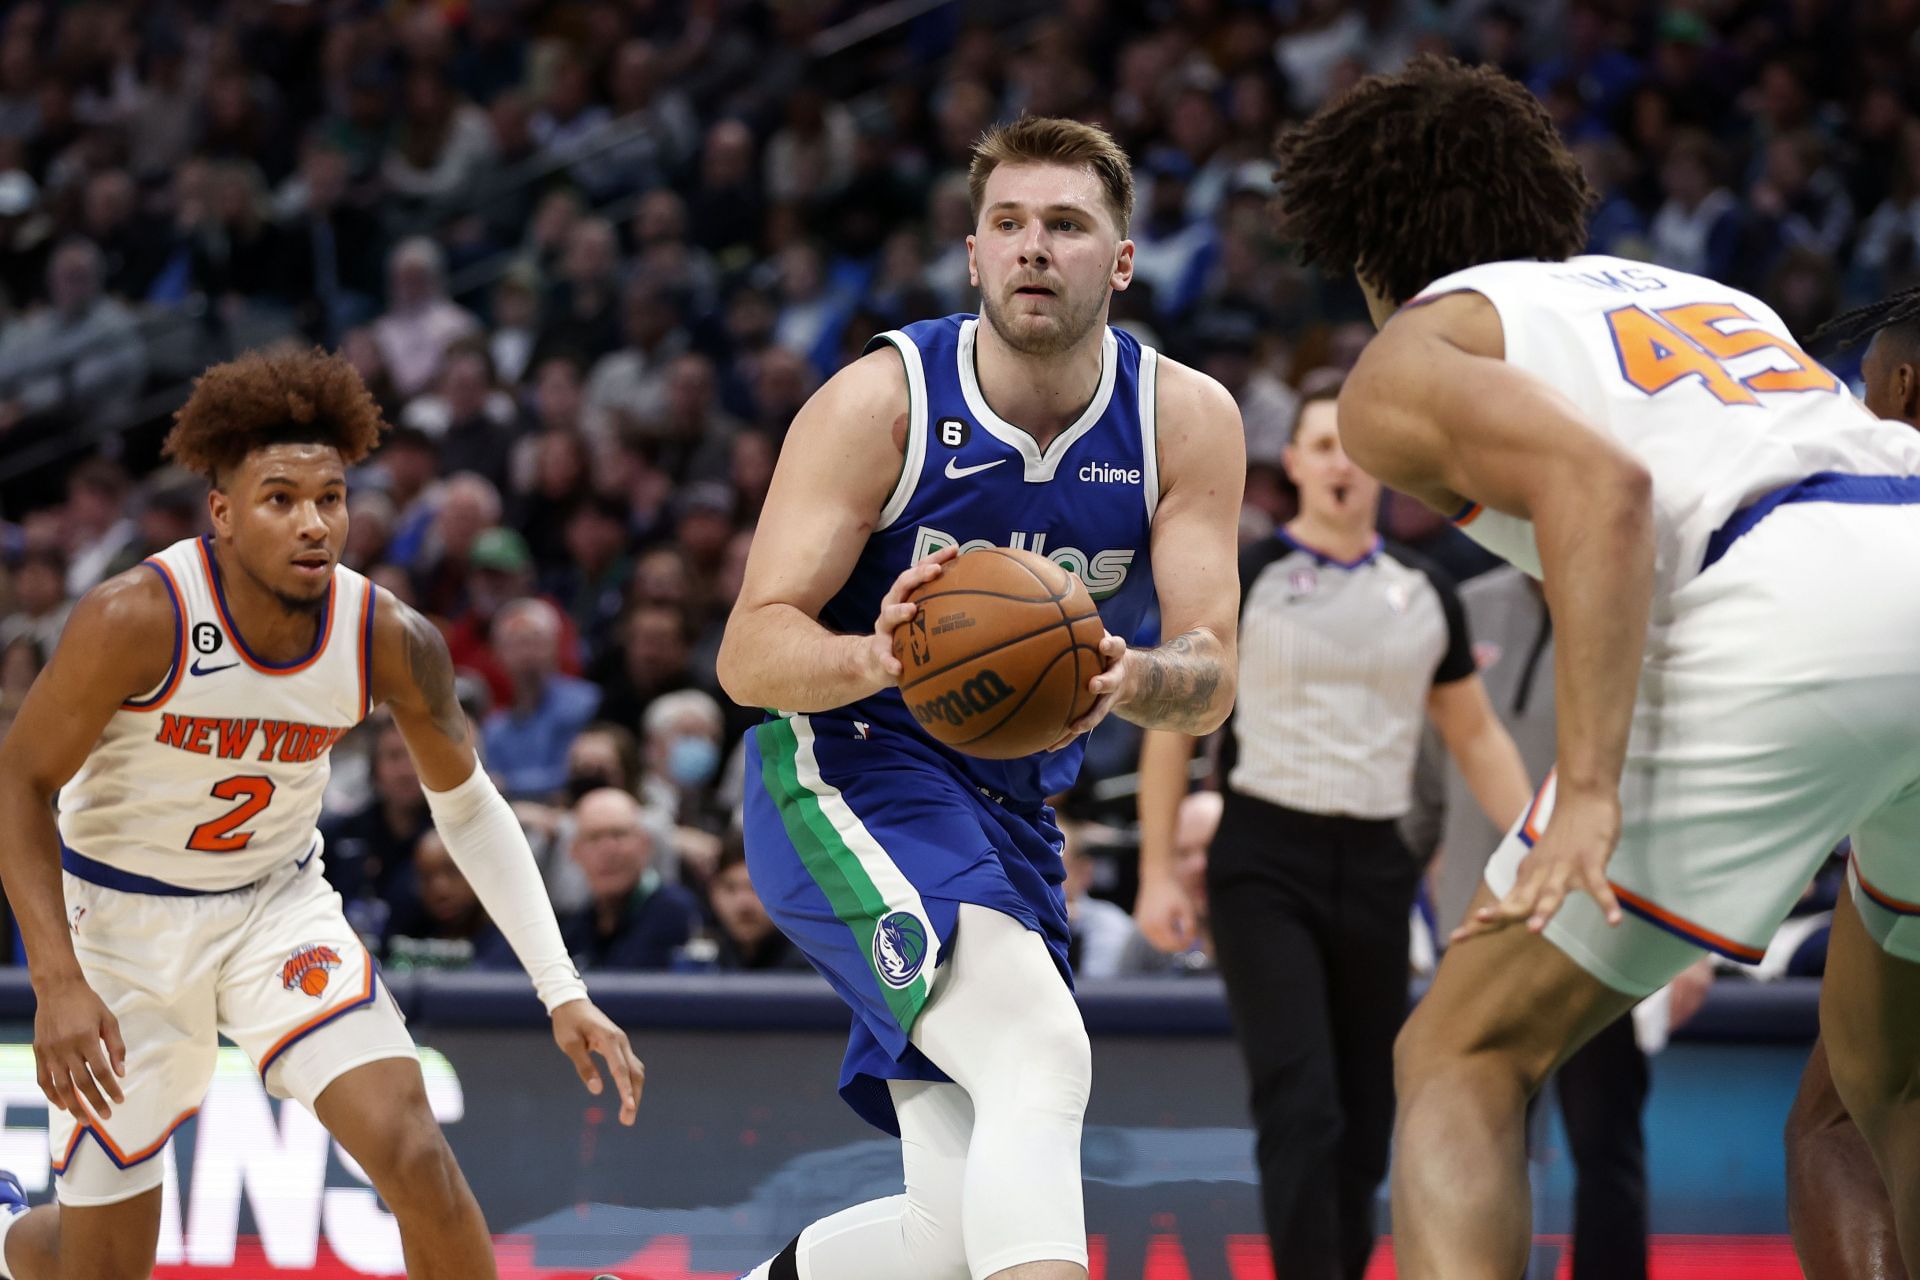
left=1486, top=495, right=1920, bottom=995
left=51, top=848, right=415, bottom=1205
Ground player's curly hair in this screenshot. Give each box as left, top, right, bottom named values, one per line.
left=1271, top=55, right=1595, bottom=305
left=164, top=348, right=388, bottom=484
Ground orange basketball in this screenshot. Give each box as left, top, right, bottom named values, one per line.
left=892, top=548, right=1108, bottom=759
left=299, top=968, right=330, bottom=997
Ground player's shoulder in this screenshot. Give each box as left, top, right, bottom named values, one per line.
left=1151, top=353, right=1241, bottom=427
left=366, top=584, right=449, bottom=703
left=67, top=560, right=179, bottom=643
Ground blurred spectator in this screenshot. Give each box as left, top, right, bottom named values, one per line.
left=1062, top=819, right=1139, bottom=980
left=487, top=262, right=542, bottom=387
left=402, top=340, right=517, bottom=492
left=591, top=601, right=694, bottom=734
left=79, top=169, right=166, bottom=301
left=320, top=718, right=430, bottom=947
left=374, top=237, right=480, bottom=399
left=688, top=119, right=763, bottom=265
left=0, top=547, right=69, bottom=654
left=383, top=830, right=517, bottom=973
left=702, top=828, right=809, bottom=971
left=60, top=457, right=139, bottom=596
left=640, top=687, right=726, bottom=834
left=1651, top=130, right=1742, bottom=282
left=410, top=471, right=501, bottom=618
left=585, top=278, right=688, bottom=436
left=0, top=238, right=146, bottom=436
left=1124, top=790, right=1219, bottom=975
left=531, top=216, right=623, bottom=369
left=562, top=787, right=702, bottom=970
left=381, top=66, right=495, bottom=215
left=443, top=526, right=583, bottom=709
left=530, top=55, right=611, bottom=194
left=480, top=597, right=600, bottom=801
left=511, top=427, right=593, bottom=568
left=0, top=634, right=42, bottom=701
left=549, top=495, right=633, bottom=656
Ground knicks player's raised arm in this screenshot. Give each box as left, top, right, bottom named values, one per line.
left=1340, top=291, right=1653, bottom=807
left=0, top=568, right=176, bottom=988
left=1111, top=359, right=1244, bottom=735
left=717, top=347, right=930, bottom=713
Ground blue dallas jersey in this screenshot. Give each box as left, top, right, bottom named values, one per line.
left=814, top=313, right=1160, bottom=807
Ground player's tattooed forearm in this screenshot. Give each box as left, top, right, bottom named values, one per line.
left=402, top=608, right=470, bottom=744
left=1125, top=630, right=1225, bottom=732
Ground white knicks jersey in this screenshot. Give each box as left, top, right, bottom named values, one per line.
left=1411, top=256, right=1920, bottom=601
left=58, top=536, right=375, bottom=893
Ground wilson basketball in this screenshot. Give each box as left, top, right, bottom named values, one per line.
left=893, top=547, right=1108, bottom=759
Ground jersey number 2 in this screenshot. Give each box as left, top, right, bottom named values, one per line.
left=187, top=776, right=276, bottom=853
left=1607, top=302, right=1838, bottom=406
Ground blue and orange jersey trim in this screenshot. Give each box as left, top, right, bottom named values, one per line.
left=121, top=559, right=185, bottom=712
left=1853, top=852, right=1920, bottom=917
left=196, top=536, right=334, bottom=675
left=52, top=1106, right=197, bottom=1175
left=357, top=582, right=377, bottom=720
left=257, top=948, right=380, bottom=1079
left=1450, top=500, right=1484, bottom=528
left=1514, top=769, right=1553, bottom=847
left=1609, top=884, right=1766, bottom=963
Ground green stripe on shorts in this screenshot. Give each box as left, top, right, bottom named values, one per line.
left=755, top=716, right=932, bottom=1028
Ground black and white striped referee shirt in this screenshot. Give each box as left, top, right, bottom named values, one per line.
left=1222, top=529, right=1475, bottom=820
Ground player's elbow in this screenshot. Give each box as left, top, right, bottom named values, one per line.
left=1191, top=667, right=1236, bottom=735
left=714, top=613, right=763, bottom=709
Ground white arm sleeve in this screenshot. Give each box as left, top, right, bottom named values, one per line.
left=423, top=763, right=590, bottom=1013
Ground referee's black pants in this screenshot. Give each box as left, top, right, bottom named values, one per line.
left=1541, top=1013, right=1650, bottom=1280
left=1207, top=789, right=1422, bottom=1280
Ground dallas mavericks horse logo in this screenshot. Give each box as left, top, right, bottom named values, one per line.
left=873, top=911, right=929, bottom=989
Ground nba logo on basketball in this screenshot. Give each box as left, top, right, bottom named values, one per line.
left=872, top=912, right=928, bottom=989
left=281, top=944, right=343, bottom=997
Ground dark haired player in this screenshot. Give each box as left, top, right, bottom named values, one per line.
left=1777, top=288, right=1920, bottom=1280
left=0, top=350, right=643, bottom=1280
left=1274, top=56, right=1920, bottom=1275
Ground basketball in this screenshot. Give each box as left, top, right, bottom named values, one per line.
left=892, top=548, right=1109, bottom=759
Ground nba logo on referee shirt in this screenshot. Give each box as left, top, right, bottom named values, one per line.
left=873, top=912, right=929, bottom=988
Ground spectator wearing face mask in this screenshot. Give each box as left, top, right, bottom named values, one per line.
left=640, top=688, right=727, bottom=835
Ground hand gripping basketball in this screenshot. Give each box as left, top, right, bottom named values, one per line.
left=865, top=545, right=958, bottom=688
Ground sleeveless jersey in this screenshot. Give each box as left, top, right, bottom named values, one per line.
left=58, top=536, right=377, bottom=893
left=1411, top=256, right=1920, bottom=600
left=814, top=314, right=1159, bottom=807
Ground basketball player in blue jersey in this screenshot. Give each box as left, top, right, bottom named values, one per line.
left=1272, top=57, right=1920, bottom=1276
left=0, top=350, right=643, bottom=1280
left=718, top=116, right=1244, bottom=1280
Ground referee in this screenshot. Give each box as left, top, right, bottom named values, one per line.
left=1137, top=381, right=1532, bottom=1280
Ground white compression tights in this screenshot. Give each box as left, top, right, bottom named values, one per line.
left=794, top=904, right=1092, bottom=1280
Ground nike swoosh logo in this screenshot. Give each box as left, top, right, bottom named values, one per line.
left=190, top=658, right=238, bottom=676
left=945, top=457, right=1008, bottom=479
left=294, top=844, right=318, bottom=871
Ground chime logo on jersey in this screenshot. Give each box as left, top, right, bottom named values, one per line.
left=872, top=912, right=929, bottom=988
left=911, top=526, right=1134, bottom=599
left=281, top=943, right=343, bottom=998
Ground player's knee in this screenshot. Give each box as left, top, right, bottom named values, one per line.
left=900, top=1199, right=970, bottom=1280
left=1016, top=1005, right=1093, bottom=1116
left=368, top=1117, right=466, bottom=1216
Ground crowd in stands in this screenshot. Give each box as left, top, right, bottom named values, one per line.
left=0, top=0, right=1915, bottom=975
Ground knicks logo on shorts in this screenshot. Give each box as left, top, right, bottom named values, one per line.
left=872, top=912, right=929, bottom=989
left=281, top=943, right=344, bottom=998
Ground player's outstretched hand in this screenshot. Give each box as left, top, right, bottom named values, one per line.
left=33, top=974, right=126, bottom=1120
left=1453, top=787, right=1623, bottom=943
left=865, top=545, right=959, bottom=689
left=1045, top=634, right=1131, bottom=753
left=1134, top=873, right=1199, bottom=954
left=552, top=999, right=646, bottom=1126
